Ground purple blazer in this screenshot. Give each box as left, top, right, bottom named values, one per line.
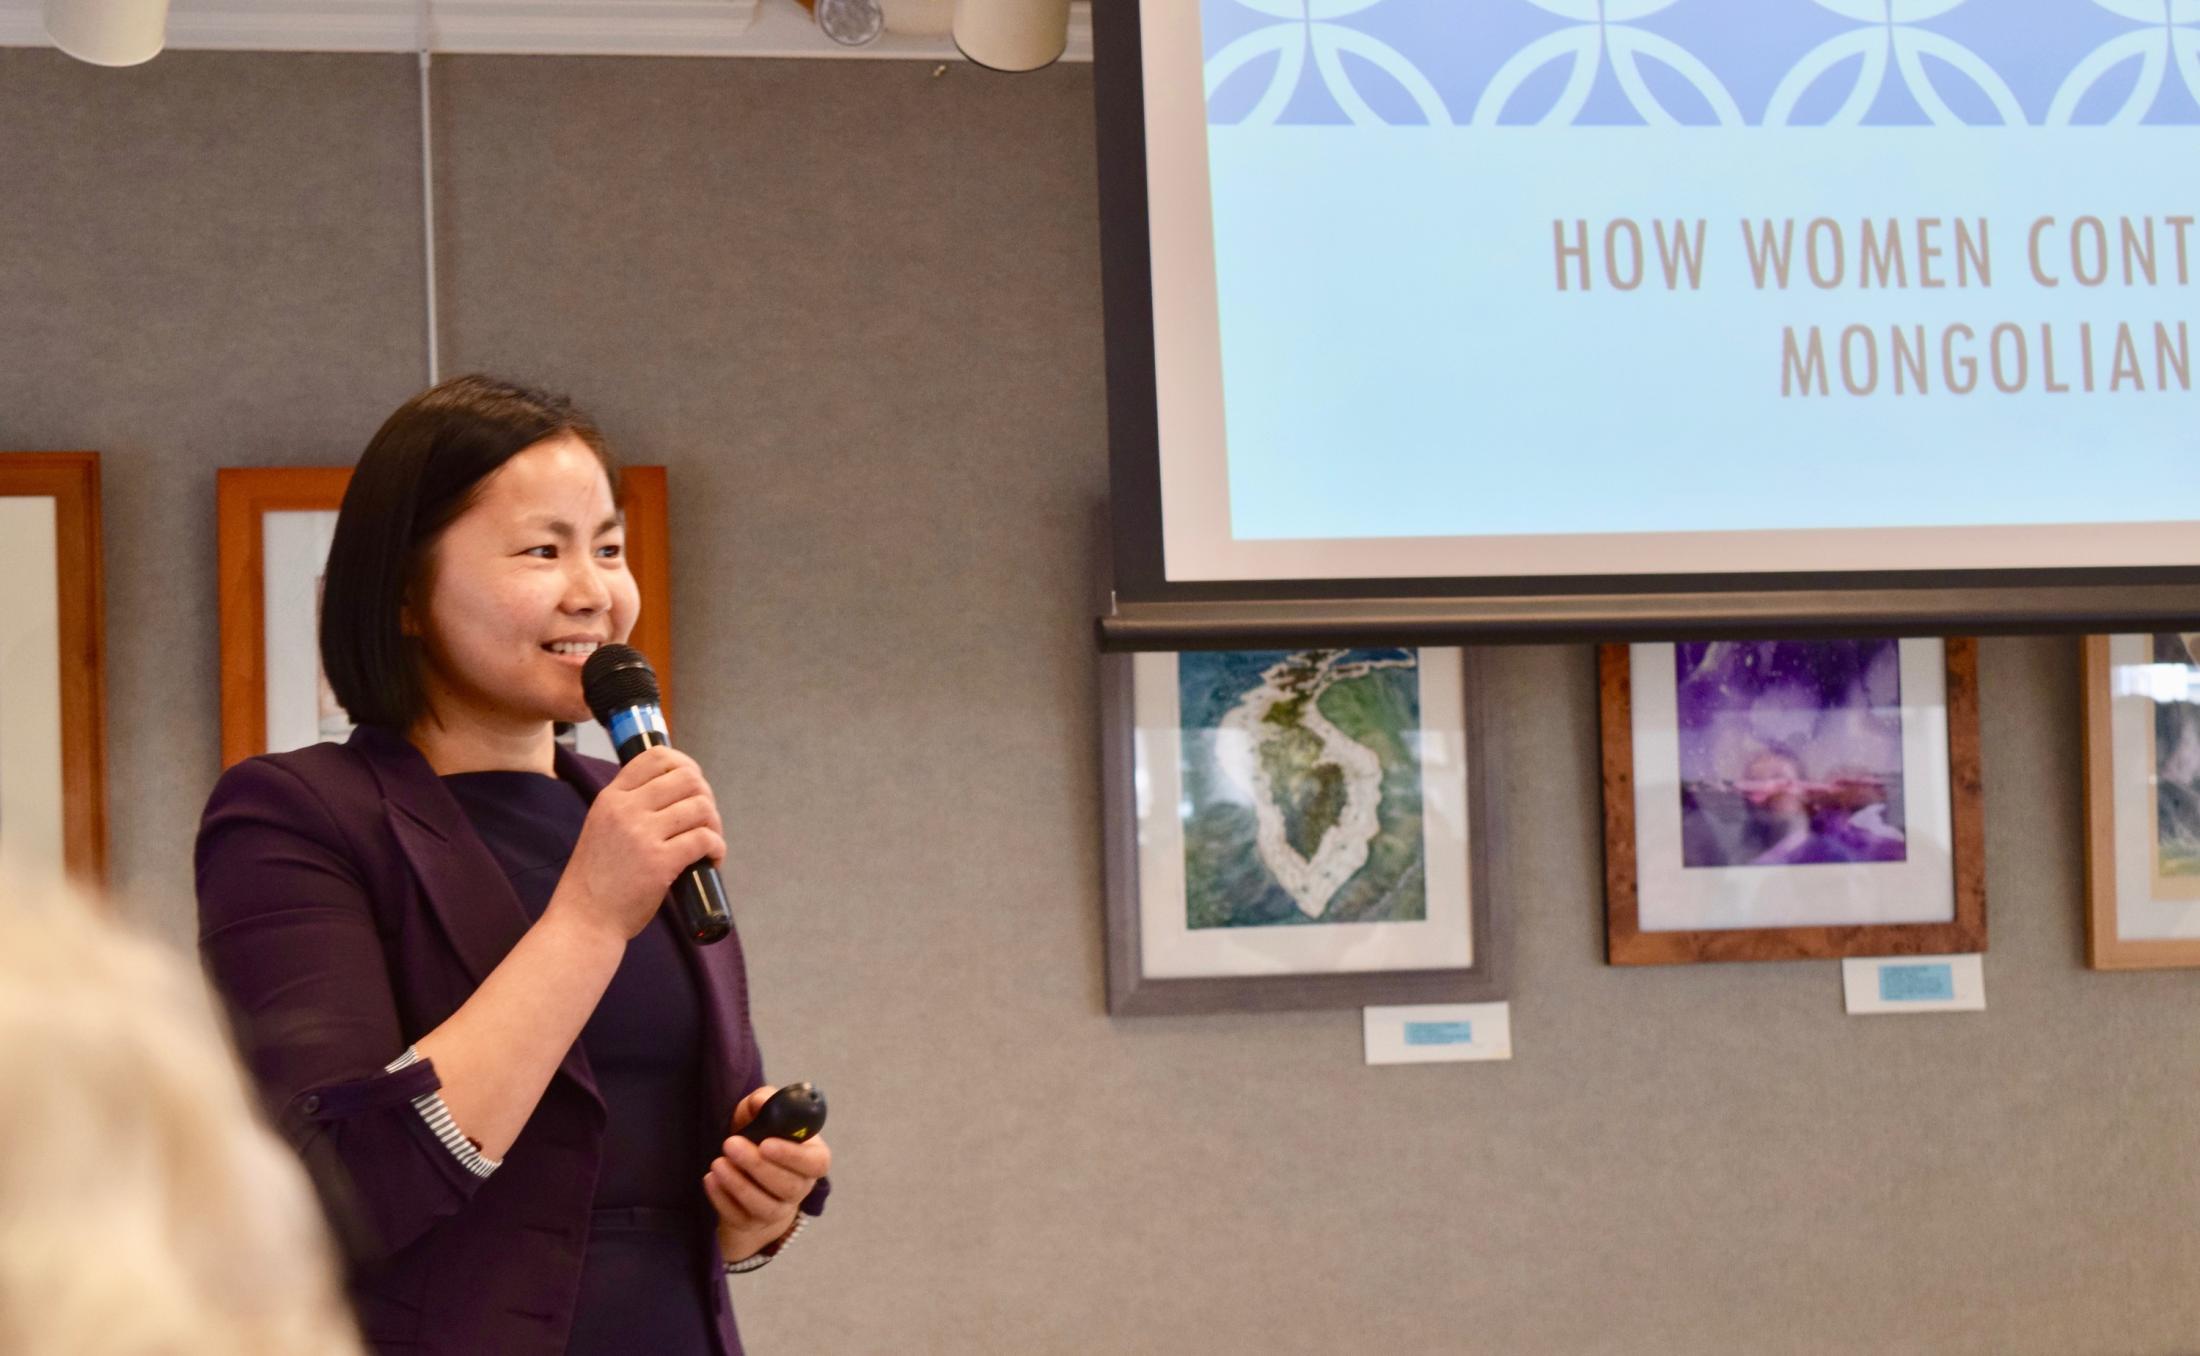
left=196, top=724, right=824, bottom=1356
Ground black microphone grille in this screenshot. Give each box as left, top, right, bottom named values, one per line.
left=582, top=643, right=660, bottom=725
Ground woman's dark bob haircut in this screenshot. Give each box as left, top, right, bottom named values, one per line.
left=319, top=374, right=621, bottom=731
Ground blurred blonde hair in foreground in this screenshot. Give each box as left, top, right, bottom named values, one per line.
left=0, top=872, right=363, bottom=1356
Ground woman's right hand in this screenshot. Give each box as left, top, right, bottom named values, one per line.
left=548, top=746, right=726, bottom=943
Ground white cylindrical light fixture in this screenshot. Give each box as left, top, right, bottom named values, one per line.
left=951, top=0, right=1068, bottom=72
left=44, top=0, right=169, bottom=65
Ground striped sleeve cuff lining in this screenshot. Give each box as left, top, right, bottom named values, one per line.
left=383, top=1046, right=502, bottom=1179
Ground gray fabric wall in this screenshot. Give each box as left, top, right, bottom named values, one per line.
left=4, top=48, right=2197, bottom=1356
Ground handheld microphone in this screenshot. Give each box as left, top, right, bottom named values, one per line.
left=581, top=644, right=732, bottom=945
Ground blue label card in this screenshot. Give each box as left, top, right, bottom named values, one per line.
left=1878, top=963, right=1957, bottom=1004
left=1402, top=1021, right=1474, bottom=1047
left=1365, top=1003, right=1511, bottom=1064
left=1843, top=955, right=1984, bottom=1015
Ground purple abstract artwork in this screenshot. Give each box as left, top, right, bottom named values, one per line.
left=1675, top=640, right=1908, bottom=869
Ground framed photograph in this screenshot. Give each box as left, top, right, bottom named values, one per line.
left=0, top=453, right=106, bottom=887
left=217, top=465, right=674, bottom=768
left=1100, top=646, right=1501, bottom=1015
left=2080, top=634, right=2200, bottom=969
left=1601, top=637, right=1985, bottom=965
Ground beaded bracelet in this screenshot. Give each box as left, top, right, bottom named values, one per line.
left=724, top=1212, right=809, bottom=1275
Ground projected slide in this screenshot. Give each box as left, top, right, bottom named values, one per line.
left=1142, top=0, right=2200, bottom=582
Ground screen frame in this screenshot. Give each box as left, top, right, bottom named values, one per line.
left=1090, top=0, right=2200, bottom=649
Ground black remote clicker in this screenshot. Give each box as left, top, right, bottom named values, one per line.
left=737, top=1082, right=828, bottom=1145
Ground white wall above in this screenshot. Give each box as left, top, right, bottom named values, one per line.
left=0, top=0, right=1092, bottom=59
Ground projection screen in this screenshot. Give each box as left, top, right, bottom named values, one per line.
left=1093, top=0, right=2200, bottom=645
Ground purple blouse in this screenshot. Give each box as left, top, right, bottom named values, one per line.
left=441, top=770, right=720, bottom=1356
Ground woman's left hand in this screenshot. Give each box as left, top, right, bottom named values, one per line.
left=704, top=1085, right=833, bottom=1263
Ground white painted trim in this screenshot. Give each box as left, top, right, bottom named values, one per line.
left=0, top=6, right=55, bottom=42
left=0, top=0, right=1090, bottom=59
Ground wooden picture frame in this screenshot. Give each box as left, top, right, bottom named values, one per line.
left=217, top=465, right=674, bottom=768
left=0, top=453, right=106, bottom=887
left=1100, top=645, right=1503, bottom=1015
left=2081, top=633, right=2200, bottom=969
left=1601, top=637, right=1985, bottom=965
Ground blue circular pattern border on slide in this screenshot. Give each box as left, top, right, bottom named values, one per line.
left=1201, top=0, right=2200, bottom=128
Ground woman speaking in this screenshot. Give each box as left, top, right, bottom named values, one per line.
left=197, top=376, right=828, bottom=1356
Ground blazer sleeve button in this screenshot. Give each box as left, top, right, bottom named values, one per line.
left=301, top=1094, right=323, bottom=1114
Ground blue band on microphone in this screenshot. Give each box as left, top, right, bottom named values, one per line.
left=608, top=705, right=669, bottom=749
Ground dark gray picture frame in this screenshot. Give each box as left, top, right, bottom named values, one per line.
left=1099, top=647, right=1505, bottom=1016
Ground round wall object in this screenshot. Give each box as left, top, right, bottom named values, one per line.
left=952, top=0, right=1069, bottom=72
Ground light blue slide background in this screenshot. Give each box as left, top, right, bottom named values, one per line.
left=1194, top=0, right=2200, bottom=544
